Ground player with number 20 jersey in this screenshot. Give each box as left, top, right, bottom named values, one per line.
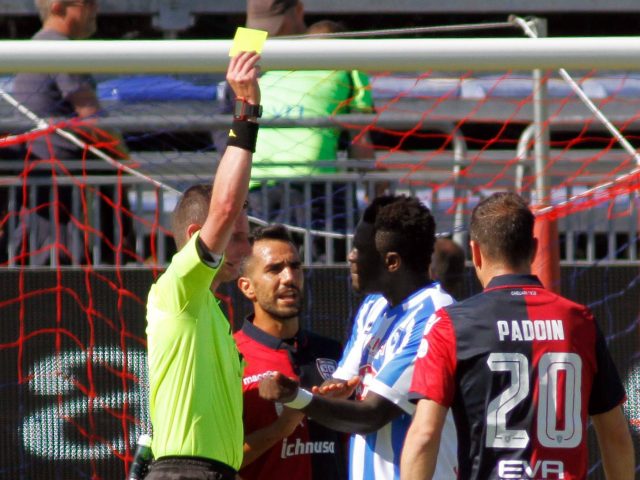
left=409, top=274, right=626, bottom=480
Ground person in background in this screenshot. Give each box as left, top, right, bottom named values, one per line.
left=242, top=0, right=376, bottom=261
left=258, top=195, right=458, bottom=480
left=429, top=237, right=465, bottom=300
left=234, top=223, right=347, bottom=479
left=12, top=0, right=133, bottom=265
left=401, top=192, right=635, bottom=480
left=145, top=51, right=261, bottom=480
left=214, top=0, right=374, bottom=261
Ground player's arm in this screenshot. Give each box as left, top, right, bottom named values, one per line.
left=592, top=405, right=635, bottom=479
left=259, top=372, right=403, bottom=434
left=400, top=398, right=448, bottom=480
left=199, top=51, right=260, bottom=254
left=241, top=407, right=304, bottom=467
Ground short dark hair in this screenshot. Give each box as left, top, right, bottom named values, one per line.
left=362, top=195, right=436, bottom=274
left=242, top=224, right=298, bottom=275
left=470, top=191, right=535, bottom=267
left=171, top=185, right=249, bottom=250
left=250, top=223, right=295, bottom=246
left=171, top=184, right=212, bottom=250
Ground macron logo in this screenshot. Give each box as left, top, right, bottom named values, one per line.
left=243, top=370, right=277, bottom=386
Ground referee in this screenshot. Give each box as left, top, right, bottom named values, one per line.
left=145, top=51, right=261, bottom=480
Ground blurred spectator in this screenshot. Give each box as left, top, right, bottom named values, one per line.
left=247, top=1, right=375, bottom=261
left=306, top=20, right=346, bottom=35
left=10, top=0, right=133, bottom=265
left=213, top=1, right=375, bottom=261
left=429, top=237, right=466, bottom=300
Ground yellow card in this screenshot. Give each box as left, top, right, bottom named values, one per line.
left=229, top=27, right=268, bottom=57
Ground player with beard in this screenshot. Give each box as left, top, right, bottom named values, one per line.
left=258, top=196, right=458, bottom=480
left=234, top=224, right=348, bottom=480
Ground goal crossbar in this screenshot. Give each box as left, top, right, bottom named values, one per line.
left=1, top=37, right=640, bottom=73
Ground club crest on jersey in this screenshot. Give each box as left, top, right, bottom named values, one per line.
left=316, top=358, right=338, bottom=380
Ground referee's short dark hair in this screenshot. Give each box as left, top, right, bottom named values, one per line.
left=171, top=184, right=212, bottom=250
left=470, top=191, right=535, bottom=267
left=172, top=184, right=248, bottom=250
left=362, top=195, right=436, bottom=274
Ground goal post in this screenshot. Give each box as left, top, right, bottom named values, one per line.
left=0, top=37, right=640, bottom=73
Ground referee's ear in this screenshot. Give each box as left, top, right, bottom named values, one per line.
left=238, top=276, right=256, bottom=302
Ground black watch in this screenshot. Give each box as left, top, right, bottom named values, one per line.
left=234, top=98, right=262, bottom=120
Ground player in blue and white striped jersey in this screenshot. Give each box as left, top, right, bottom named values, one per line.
left=259, top=196, right=458, bottom=480
left=333, top=288, right=457, bottom=480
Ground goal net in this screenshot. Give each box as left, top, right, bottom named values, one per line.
left=0, top=31, right=638, bottom=478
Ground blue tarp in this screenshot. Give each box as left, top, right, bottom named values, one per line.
left=4, top=73, right=640, bottom=103
left=97, top=75, right=217, bottom=102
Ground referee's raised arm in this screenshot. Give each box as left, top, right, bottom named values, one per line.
left=144, top=50, right=263, bottom=480
left=200, top=51, right=261, bottom=255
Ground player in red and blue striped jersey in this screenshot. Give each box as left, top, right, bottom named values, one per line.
left=402, top=192, right=635, bottom=480
left=234, top=224, right=347, bottom=480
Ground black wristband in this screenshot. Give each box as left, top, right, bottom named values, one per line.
left=227, top=119, right=259, bottom=153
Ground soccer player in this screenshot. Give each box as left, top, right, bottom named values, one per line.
left=401, top=192, right=635, bottom=480
left=259, top=195, right=458, bottom=480
left=145, top=51, right=261, bottom=480
left=430, top=237, right=466, bottom=300
left=234, top=224, right=347, bottom=479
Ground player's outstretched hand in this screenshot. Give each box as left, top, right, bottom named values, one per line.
left=312, top=376, right=360, bottom=399
left=259, top=372, right=299, bottom=403
left=227, top=51, right=261, bottom=107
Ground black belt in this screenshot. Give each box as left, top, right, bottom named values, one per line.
left=152, top=456, right=237, bottom=479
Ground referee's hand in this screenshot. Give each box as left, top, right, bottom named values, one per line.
left=259, top=372, right=299, bottom=403
left=227, top=51, right=261, bottom=107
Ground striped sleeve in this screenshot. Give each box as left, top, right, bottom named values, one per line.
left=334, top=295, right=382, bottom=380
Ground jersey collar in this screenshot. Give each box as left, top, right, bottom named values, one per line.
left=241, top=314, right=308, bottom=352
left=485, top=274, right=542, bottom=290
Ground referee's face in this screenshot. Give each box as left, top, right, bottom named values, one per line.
left=219, top=212, right=251, bottom=283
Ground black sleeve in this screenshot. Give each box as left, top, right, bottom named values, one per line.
left=588, top=323, right=626, bottom=415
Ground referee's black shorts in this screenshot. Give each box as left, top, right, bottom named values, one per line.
left=145, top=456, right=237, bottom=480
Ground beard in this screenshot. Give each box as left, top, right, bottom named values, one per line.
left=260, top=296, right=303, bottom=321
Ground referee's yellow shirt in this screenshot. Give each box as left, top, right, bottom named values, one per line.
left=146, top=233, right=243, bottom=469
